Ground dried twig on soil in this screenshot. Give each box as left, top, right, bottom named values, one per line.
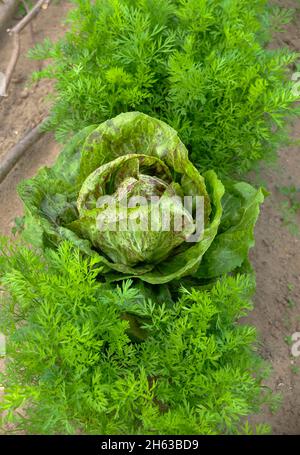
left=0, top=117, right=48, bottom=183
left=0, top=0, right=51, bottom=99
left=12, top=0, right=50, bottom=34
left=21, top=0, right=35, bottom=45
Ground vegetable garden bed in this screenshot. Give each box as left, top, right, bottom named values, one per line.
left=0, top=0, right=300, bottom=435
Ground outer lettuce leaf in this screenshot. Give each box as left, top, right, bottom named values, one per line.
left=195, top=182, right=266, bottom=279
left=18, top=126, right=96, bottom=251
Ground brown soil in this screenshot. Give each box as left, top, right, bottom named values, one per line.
left=0, top=0, right=70, bottom=410
left=245, top=0, right=300, bottom=435
left=0, top=0, right=300, bottom=435
left=248, top=134, right=300, bottom=434
left=0, top=1, right=72, bottom=234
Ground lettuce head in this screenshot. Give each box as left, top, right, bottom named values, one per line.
left=18, top=112, right=265, bottom=284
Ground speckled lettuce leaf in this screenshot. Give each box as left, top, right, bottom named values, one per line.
left=17, top=125, right=96, bottom=251
left=195, top=182, right=266, bottom=279
left=78, top=112, right=211, bottom=218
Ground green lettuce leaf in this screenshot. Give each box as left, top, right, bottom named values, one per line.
left=195, top=182, right=266, bottom=279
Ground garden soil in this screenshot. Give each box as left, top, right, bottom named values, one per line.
left=0, top=0, right=300, bottom=434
